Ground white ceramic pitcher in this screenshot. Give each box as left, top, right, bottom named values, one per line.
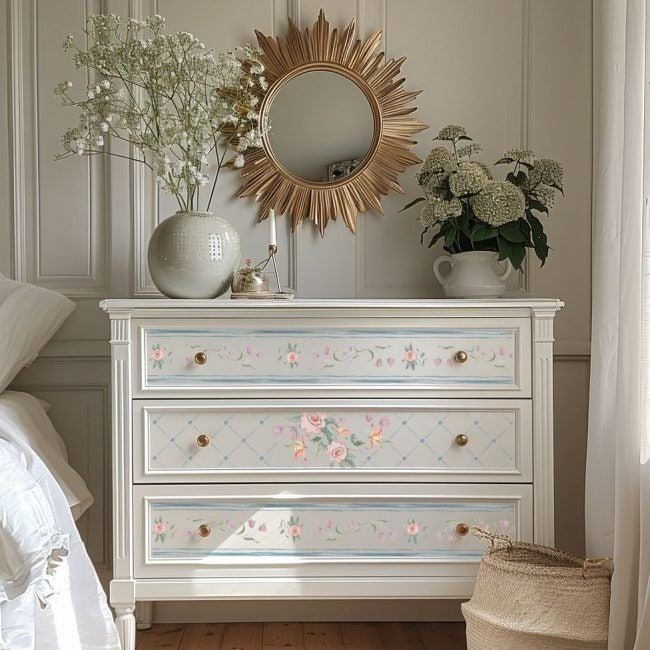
left=433, top=251, right=512, bottom=298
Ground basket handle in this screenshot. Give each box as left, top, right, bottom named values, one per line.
left=471, top=526, right=514, bottom=550
left=582, top=556, right=612, bottom=578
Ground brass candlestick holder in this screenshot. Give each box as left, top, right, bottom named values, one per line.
left=230, top=245, right=294, bottom=300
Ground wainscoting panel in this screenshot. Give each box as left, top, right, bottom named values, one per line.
left=1, top=0, right=592, bottom=621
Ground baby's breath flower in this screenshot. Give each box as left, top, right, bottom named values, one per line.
left=56, top=14, right=267, bottom=209
left=470, top=180, right=525, bottom=226
left=436, top=124, right=467, bottom=142
left=448, top=165, right=487, bottom=197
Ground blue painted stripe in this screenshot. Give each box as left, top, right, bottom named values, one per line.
left=147, top=375, right=513, bottom=386
left=150, top=502, right=512, bottom=512
left=149, top=549, right=484, bottom=559
left=146, top=328, right=513, bottom=339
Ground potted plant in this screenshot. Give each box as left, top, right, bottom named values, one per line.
left=55, top=14, right=267, bottom=298
left=402, top=125, right=563, bottom=298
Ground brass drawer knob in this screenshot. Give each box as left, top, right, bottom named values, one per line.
left=196, top=434, right=210, bottom=448
left=197, top=524, right=211, bottom=538
left=455, top=523, right=470, bottom=537
left=194, top=351, right=208, bottom=365
left=453, top=350, right=468, bottom=364
left=455, top=433, right=469, bottom=447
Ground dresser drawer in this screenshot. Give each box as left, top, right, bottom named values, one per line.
left=133, top=399, right=532, bottom=483
left=135, top=318, right=531, bottom=398
left=133, top=483, right=532, bottom=579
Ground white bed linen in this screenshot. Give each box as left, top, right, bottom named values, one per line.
left=0, top=392, right=93, bottom=520
left=0, top=392, right=119, bottom=649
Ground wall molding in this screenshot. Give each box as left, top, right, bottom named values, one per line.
left=9, top=0, right=26, bottom=283
left=8, top=0, right=109, bottom=297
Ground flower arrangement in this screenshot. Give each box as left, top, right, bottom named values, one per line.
left=54, top=14, right=267, bottom=212
left=403, top=125, right=564, bottom=269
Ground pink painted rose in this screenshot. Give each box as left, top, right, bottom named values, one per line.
left=151, top=348, right=165, bottom=361
left=258, top=523, right=267, bottom=532
left=406, top=522, right=420, bottom=536
left=152, top=521, right=167, bottom=535
left=300, top=412, right=326, bottom=435
left=248, top=519, right=256, bottom=528
left=499, top=519, right=510, bottom=530
left=289, top=524, right=301, bottom=538
left=387, top=357, right=395, bottom=366
left=404, top=349, right=416, bottom=363
left=286, top=351, right=299, bottom=365
left=326, top=441, right=348, bottom=462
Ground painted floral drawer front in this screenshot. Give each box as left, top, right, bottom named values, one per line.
left=142, top=326, right=520, bottom=389
left=141, top=405, right=523, bottom=475
left=146, top=500, right=517, bottom=561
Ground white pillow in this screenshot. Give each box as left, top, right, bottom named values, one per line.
left=0, top=279, right=75, bottom=392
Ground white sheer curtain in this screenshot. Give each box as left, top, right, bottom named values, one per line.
left=586, top=0, right=650, bottom=648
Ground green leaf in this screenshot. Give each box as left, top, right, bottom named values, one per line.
left=526, top=213, right=549, bottom=265
left=497, top=236, right=513, bottom=262
left=496, top=237, right=524, bottom=270
left=427, top=230, right=445, bottom=249
left=443, top=223, right=458, bottom=249
left=498, top=221, right=528, bottom=243
left=457, top=212, right=472, bottom=238
left=528, top=199, right=548, bottom=215
left=399, top=196, right=426, bottom=213
left=510, top=242, right=526, bottom=270
left=471, top=224, right=498, bottom=241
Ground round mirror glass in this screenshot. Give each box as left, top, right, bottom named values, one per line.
left=266, top=70, right=375, bottom=183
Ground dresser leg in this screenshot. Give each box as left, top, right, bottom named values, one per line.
left=136, top=601, right=154, bottom=630
left=115, top=605, right=136, bottom=650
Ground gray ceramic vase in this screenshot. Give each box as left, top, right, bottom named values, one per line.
left=147, top=211, right=241, bottom=299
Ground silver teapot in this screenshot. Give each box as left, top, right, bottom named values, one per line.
left=231, top=259, right=270, bottom=294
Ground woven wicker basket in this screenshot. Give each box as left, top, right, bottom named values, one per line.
left=461, top=530, right=611, bottom=649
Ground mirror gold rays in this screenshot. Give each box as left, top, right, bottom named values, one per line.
left=236, top=10, right=427, bottom=234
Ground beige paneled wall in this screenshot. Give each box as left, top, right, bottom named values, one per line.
left=1, top=0, right=592, bottom=614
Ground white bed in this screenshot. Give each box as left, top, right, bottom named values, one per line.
left=0, top=390, right=119, bottom=649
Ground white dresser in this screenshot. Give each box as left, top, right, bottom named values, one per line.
left=101, top=298, right=562, bottom=649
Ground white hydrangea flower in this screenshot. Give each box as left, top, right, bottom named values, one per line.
left=505, top=148, right=533, bottom=161
left=528, top=158, right=564, bottom=189
left=470, top=180, right=525, bottom=226
left=436, top=124, right=467, bottom=141
left=448, top=165, right=487, bottom=197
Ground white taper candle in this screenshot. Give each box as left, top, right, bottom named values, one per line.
left=269, top=209, right=277, bottom=248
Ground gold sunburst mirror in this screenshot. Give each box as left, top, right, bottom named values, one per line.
left=236, top=10, right=428, bottom=234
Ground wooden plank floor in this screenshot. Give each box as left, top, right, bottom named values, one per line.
left=136, top=622, right=467, bottom=649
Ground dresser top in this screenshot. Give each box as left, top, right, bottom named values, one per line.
left=101, top=297, right=563, bottom=315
